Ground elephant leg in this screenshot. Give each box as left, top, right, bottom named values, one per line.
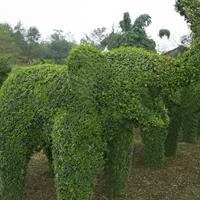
left=197, top=119, right=200, bottom=136
left=0, top=131, right=34, bottom=200
left=141, top=126, right=167, bottom=168
left=42, top=121, right=55, bottom=173
left=104, top=120, right=134, bottom=200
left=165, top=106, right=182, bottom=157
left=182, top=111, right=198, bottom=143
left=52, top=110, right=105, bottom=200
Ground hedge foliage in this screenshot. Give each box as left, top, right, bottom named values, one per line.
left=180, top=85, right=200, bottom=143
left=155, top=0, right=200, bottom=158
left=0, top=39, right=200, bottom=200
left=0, top=64, right=70, bottom=200
left=164, top=99, right=182, bottom=157
left=104, top=120, right=134, bottom=199
left=52, top=106, right=104, bottom=200
left=103, top=47, right=194, bottom=167
left=163, top=51, right=200, bottom=155
left=169, top=0, right=200, bottom=147
left=1, top=1, right=200, bottom=199
left=0, top=56, right=11, bottom=86
left=52, top=45, right=107, bottom=200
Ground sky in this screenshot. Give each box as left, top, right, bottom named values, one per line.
left=0, top=0, right=191, bottom=51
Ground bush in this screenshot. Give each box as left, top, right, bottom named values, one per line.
left=164, top=102, right=182, bottom=157
left=104, top=120, right=134, bottom=199
left=0, top=56, right=11, bottom=86
left=104, top=47, right=177, bottom=168
left=0, top=44, right=197, bottom=200
left=0, top=64, right=70, bottom=200
left=0, top=45, right=108, bottom=200
left=52, top=107, right=104, bottom=200
left=182, top=111, right=198, bottom=143
left=178, top=56, right=200, bottom=144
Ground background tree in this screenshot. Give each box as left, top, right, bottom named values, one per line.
left=80, top=27, right=107, bottom=50
left=119, top=12, right=132, bottom=32
left=159, top=29, right=171, bottom=39
left=42, top=30, right=75, bottom=64
left=24, top=26, right=41, bottom=64
left=13, top=21, right=28, bottom=63
left=0, top=23, right=20, bottom=61
left=102, top=13, right=157, bottom=51
left=0, top=56, right=11, bottom=85
left=100, top=26, right=122, bottom=50
left=175, top=0, right=200, bottom=34
left=175, top=0, right=200, bottom=24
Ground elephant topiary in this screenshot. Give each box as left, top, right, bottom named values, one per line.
left=0, top=45, right=196, bottom=200
left=164, top=0, right=200, bottom=156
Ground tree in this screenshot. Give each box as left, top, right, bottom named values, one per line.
left=42, top=30, right=75, bottom=64
left=13, top=21, right=28, bottom=63
left=175, top=0, right=200, bottom=23
left=102, top=13, right=156, bottom=51
left=80, top=27, right=107, bottom=50
left=0, top=56, right=11, bottom=85
left=101, top=30, right=122, bottom=50
left=24, top=26, right=41, bottom=64
left=132, top=14, right=152, bottom=33
left=0, top=23, right=20, bottom=60
left=0, top=22, right=76, bottom=65
left=159, top=29, right=170, bottom=39
left=175, top=0, right=200, bottom=53
left=119, top=12, right=132, bottom=32
left=175, top=0, right=200, bottom=31
left=26, top=27, right=41, bottom=43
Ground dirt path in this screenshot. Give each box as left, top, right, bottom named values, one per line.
left=22, top=139, right=200, bottom=200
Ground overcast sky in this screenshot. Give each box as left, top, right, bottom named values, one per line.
left=0, top=0, right=191, bottom=51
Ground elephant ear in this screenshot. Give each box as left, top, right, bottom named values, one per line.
left=66, top=45, right=108, bottom=100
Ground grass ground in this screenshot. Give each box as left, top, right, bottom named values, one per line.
left=22, top=137, right=200, bottom=200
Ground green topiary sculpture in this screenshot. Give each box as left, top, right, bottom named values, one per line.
left=0, top=44, right=198, bottom=200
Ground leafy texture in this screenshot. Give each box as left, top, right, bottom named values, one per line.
left=0, top=40, right=199, bottom=200
left=162, top=0, right=200, bottom=160
left=0, top=57, right=11, bottom=86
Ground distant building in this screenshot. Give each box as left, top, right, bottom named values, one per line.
left=164, top=45, right=187, bottom=57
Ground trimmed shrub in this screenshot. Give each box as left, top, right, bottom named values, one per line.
left=141, top=126, right=167, bottom=168
left=0, top=56, right=11, bottom=86
left=0, top=64, right=69, bottom=200
left=164, top=103, right=182, bottom=157
left=177, top=0, right=200, bottom=143
left=104, top=120, right=134, bottom=199
left=104, top=47, right=175, bottom=168
left=179, top=84, right=200, bottom=143
left=197, top=119, right=200, bottom=136
left=0, top=44, right=198, bottom=200
left=182, top=111, right=198, bottom=143
left=52, top=106, right=105, bottom=200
